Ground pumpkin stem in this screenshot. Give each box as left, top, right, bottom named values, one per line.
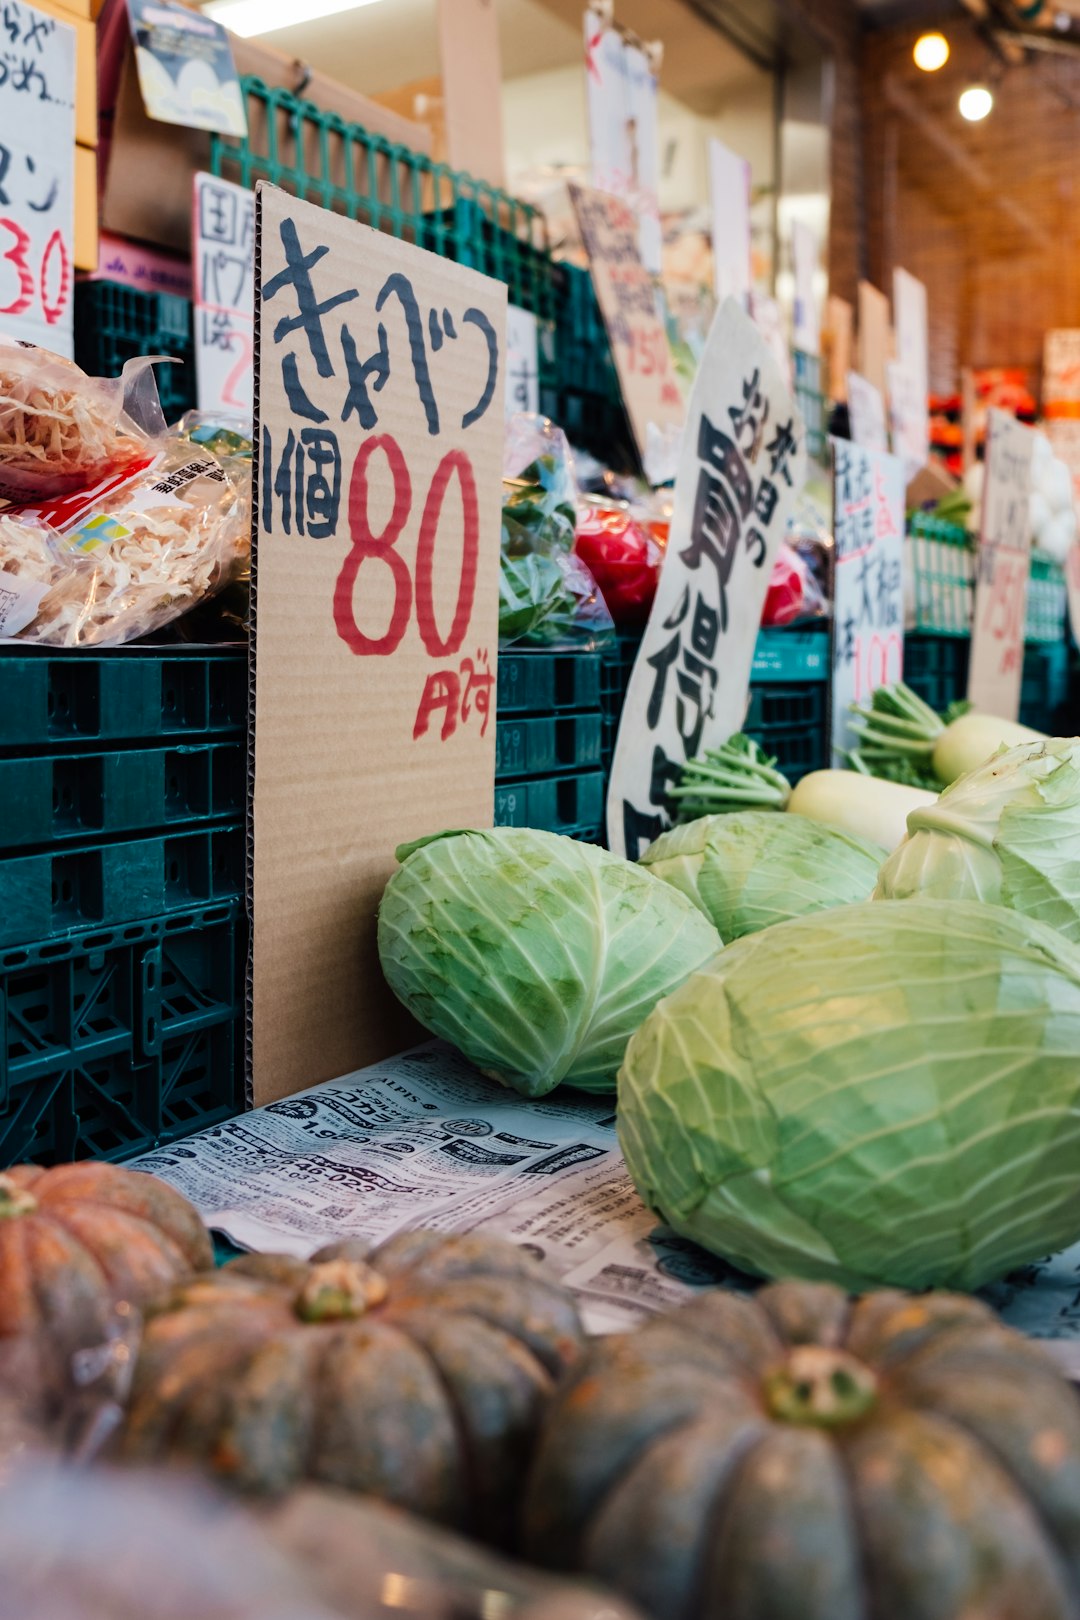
left=295, top=1259, right=389, bottom=1323
left=764, top=1346, right=878, bottom=1428
left=0, top=1175, right=36, bottom=1219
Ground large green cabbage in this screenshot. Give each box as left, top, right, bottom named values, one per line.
left=875, top=738, right=1080, bottom=942
left=618, top=898, right=1080, bottom=1291
left=377, top=828, right=721, bottom=1098
left=640, top=812, right=885, bottom=939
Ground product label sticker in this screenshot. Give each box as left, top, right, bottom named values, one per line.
left=0, top=569, right=48, bottom=636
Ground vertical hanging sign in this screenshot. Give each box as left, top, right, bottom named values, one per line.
left=251, top=185, right=506, bottom=1104
left=968, top=408, right=1035, bottom=721
left=193, top=173, right=255, bottom=419
left=0, top=3, right=75, bottom=356
left=847, top=372, right=888, bottom=454
left=791, top=221, right=819, bottom=356
left=570, top=183, right=684, bottom=485
left=606, top=297, right=806, bottom=858
left=708, top=138, right=751, bottom=310
left=830, top=439, right=905, bottom=764
left=583, top=4, right=661, bottom=274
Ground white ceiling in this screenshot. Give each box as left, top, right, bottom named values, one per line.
left=200, top=0, right=764, bottom=107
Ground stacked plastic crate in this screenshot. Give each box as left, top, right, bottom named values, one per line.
left=74, top=281, right=197, bottom=423
left=902, top=512, right=1069, bottom=728
left=0, top=648, right=248, bottom=1169
left=495, top=650, right=607, bottom=842
left=600, top=627, right=830, bottom=793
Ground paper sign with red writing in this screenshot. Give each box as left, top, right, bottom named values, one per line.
left=193, top=173, right=255, bottom=420
left=0, top=3, right=75, bottom=356
left=251, top=185, right=505, bottom=1104
left=606, top=297, right=806, bottom=858
left=830, top=439, right=905, bottom=765
left=968, top=408, right=1035, bottom=722
left=569, top=182, right=685, bottom=488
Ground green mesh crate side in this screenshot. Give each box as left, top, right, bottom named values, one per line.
left=74, top=282, right=196, bottom=421
left=792, top=350, right=826, bottom=466
left=905, top=518, right=974, bottom=636
left=1025, top=556, right=1067, bottom=644
left=209, top=79, right=554, bottom=321
left=494, top=769, right=605, bottom=838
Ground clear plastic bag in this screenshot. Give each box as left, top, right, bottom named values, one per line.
left=0, top=338, right=166, bottom=503
left=0, top=435, right=251, bottom=647
left=500, top=414, right=614, bottom=650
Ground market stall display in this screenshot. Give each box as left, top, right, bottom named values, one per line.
left=523, top=1283, right=1080, bottom=1620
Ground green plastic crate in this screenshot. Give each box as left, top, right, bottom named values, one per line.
left=0, top=824, right=244, bottom=950
left=0, top=647, right=247, bottom=753
left=495, top=713, right=603, bottom=780
left=1020, top=640, right=1071, bottom=730
left=902, top=632, right=971, bottom=715
left=497, top=649, right=604, bottom=716
left=793, top=350, right=826, bottom=466
left=1026, top=555, right=1067, bottom=644
left=0, top=904, right=244, bottom=1166
left=905, top=515, right=974, bottom=636
left=210, top=78, right=554, bottom=321
left=752, top=628, right=830, bottom=682
left=0, top=743, right=245, bottom=849
left=74, top=282, right=195, bottom=422
left=494, top=770, right=605, bottom=838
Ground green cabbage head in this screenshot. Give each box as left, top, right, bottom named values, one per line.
left=875, top=737, right=1080, bottom=942
left=640, top=811, right=885, bottom=939
left=618, top=898, right=1080, bottom=1291
left=378, top=827, right=721, bottom=1098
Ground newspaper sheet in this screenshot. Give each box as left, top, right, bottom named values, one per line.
left=137, top=1042, right=1080, bottom=1361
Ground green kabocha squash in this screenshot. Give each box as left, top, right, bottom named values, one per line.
left=119, top=1231, right=584, bottom=1544
left=523, top=1282, right=1080, bottom=1620
left=0, top=1162, right=211, bottom=1422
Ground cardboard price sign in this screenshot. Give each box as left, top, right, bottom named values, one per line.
left=968, top=408, right=1035, bottom=721
left=606, top=297, right=806, bottom=858
left=830, top=439, right=905, bottom=765
left=570, top=183, right=684, bottom=486
left=193, top=173, right=255, bottom=418
left=0, top=3, right=75, bottom=355
left=251, top=186, right=506, bottom=1103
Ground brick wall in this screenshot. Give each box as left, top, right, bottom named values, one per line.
left=776, top=0, right=864, bottom=308
left=861, top=17, right=1080, bottom=390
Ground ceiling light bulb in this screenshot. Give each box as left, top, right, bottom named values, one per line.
left=958, top=84, right=993, bottom=121
left=913, top=32, right=950, bottom=71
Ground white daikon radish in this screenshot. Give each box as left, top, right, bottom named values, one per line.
left=849, top=682, right=1045, bottom=788
left=786, top=771, right=935, bottom=851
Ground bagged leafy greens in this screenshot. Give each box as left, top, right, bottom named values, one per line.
left=499, top=415, right=613, bottom=649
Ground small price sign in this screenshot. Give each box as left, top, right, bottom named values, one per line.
left=830, top=439, right=905, bottom=764
left=193, top=172, right=255, bottom=418
left=0, top=2, right=75, bottom=355
left=968, top=408, right=1035, bottom=720
left=250, top=184, right=506, bottom=1103
left=570, top=182, right=684, bottom=485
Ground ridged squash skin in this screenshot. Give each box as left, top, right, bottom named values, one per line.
left=0, top=1161, right=211, bottom=1420
left=120, top=1230, right=585, bottom=1545
left=523, top=1282, right=1080, bottom=1620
